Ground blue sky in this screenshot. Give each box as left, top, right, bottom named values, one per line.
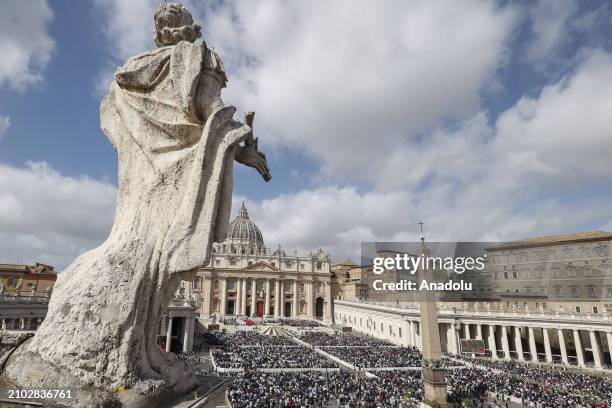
left=1, top=0, right=611, bottom=269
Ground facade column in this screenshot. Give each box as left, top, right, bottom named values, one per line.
left=235, top=279, right=241, bottom=315
left=410, top=320, right=417, bottom=348
left=514, top=326, right=524, bottom=361
left=1, top=319, right=5, bottom=330
left=306, top=280, right=314, bottom=319
left=528, top=327, right=538, bottom=362
left=573, top=329, right=585, bottom=368
left=324, top=282, right=332, bottom=321
left=293, top=280, right=299, bottom=317
left=201, top=275, right=212, bottom=317
left=241, top=278, right=247, bottom=315
left=589, top=330, right=602, bottom=369
left=251, top=279, right=257, bottom=317
left=279, top=279, right=285, bottom=317
left=274, top=279, right=280, bottom=318
left=476, top=324, right=483, bottom=340
left=264, top=279, right=271, bottom=317
left=558, top=329, right=569, bottom=365
left=182, top=315, right=191, bottom=352
left=165, top=315, right=173, bottom=352
left=464, top=323, right=471, bottom=339
left=488, top=325, right=498, bottom=359
left=543, top=328, right=553, bottom=363
left=501, top=326, right=511, bottom=360
left=220, top=278, right=227, bottom=316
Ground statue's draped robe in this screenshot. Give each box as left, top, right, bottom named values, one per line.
left=11, top=40, right=250, bottom=396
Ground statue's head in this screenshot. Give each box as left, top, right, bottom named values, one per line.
left=154, top=3, right=201, bottom=47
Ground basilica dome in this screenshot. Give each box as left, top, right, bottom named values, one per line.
left=225, top=202, right=264, bottom=247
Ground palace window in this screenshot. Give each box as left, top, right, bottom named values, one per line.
left=606, top=287, right=612, bottom=298
left=503, top=272, right=509, bottom=279
left=593, top=306, right=599, bottom=314
left=588, top=287, right=596, bottom=298
left=554, top=287, right=562, bottom=297
left=570, top=287, right=579, bottom=298
left=27, top=282, right=35, bottom=288
left=575, top=306, right=581, bottom=313
left=512, top=271, right=518, bottom=279
left=229, top=260, right=236, bottom=266
left=215, top=259, right=220, bottom=265
left=7, top=278, right=15, bottom=286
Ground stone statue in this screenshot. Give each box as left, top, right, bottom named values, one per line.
left=7, top=3, right=270, bottom=407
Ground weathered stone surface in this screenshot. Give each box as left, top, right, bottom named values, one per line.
left=6, top=3, right=269, bottom=407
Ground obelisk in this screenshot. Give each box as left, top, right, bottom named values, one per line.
left=417, top=224, right=448, bottom=407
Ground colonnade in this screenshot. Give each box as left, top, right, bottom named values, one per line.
left=456, top=322, right=608, bottom=369
left=333, top=300, right=612, bottom=371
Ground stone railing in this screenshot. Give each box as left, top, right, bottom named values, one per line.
left=0, top=293, right=50, bottom=304
left=335, top=299, right=612, bottom=323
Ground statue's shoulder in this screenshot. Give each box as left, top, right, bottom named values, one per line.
left=198, top=41, right=228, bottom=86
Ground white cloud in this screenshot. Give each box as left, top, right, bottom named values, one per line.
left=0, top=162, right=116, bottom=270
left=201, top=0, right=518, bottom=185
left=0, top=116, right=9, bottom=140
left=0, top=0, right=54, bottom=90
left=234, top=184, right=610, bottom=262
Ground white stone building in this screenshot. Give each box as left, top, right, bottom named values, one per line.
left=193, top=204, right=333, bottom=321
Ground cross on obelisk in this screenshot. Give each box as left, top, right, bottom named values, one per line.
left=417, top=222, right=448, bottom=407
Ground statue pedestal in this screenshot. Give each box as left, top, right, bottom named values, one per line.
left=421, top=367, right=448, bottom=407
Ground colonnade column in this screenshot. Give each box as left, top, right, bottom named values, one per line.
left=411, top=320, right=418, bottom=349
left=250, top=279, right=257, bottom=317
left=220, top=278, right=227, bottom=316
left=464, top=323, right=471, bottom=340
left=501, top=326, right=511, bottom=360
left=293, top=280, right=299, bottom=317
left=165, top=315, right=173, bottom=352
left=476, top=324, right=483, bottom=340
left=543, top=328, right=553, bottom=363
left=514, top=326, right=524, bottom=361
left=488, top=325, right=498, bottom=359
left=573, top=329, right=585, bottom=368
left=607, top=332, right=612, bottom=367
left=528, top=327, right=538, bottom=362
left=558, top=329, right=568, bottom=365
left=264, top=279, right=271, bottom=317
left=274, top=280, right=280, bottom=318
left=448, top=322, right=458, bottom=354
left=589, top=330, right=602, bottom=369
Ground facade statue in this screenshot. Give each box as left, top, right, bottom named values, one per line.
left=7, top=3, right=270, bottom=407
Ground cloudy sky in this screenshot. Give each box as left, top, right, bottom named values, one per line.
left=1, top=0, right=611, bottom=270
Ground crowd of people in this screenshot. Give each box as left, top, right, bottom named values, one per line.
left=219, top=329, right=612, bottom=407
left=226, top=371, right=421, bottom=407
left=322, top=345, right=422, bottom=368
left=212, top=345, right=338, bottom=369
left=209, top=331, right=296, bottom=347
left=298, top=331, right=394, bottom=347
left=278, top=319, right=323, bottom=327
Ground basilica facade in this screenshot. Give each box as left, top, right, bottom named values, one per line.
left=193, top=204, right=333, bottom=321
